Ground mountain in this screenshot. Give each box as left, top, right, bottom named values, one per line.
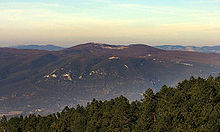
left=1, top=42, right=220, bottom=116
left=155, top=45, right=220, bottom=53
left=11, top=44, right=64, bottom=51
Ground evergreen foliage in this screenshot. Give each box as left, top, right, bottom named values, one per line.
left=1, top=75, right=220, bottom=131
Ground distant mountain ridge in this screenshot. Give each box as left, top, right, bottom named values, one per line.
left=155, top=45, right=220, bottom=53
left=9, top=44, right=220, bottom=53
left=11, top=44, right=64, bottom=51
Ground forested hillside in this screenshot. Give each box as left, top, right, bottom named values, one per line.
left=1, top=43, right=220, bottom=116
left=1, top=75, right=220, bottom=131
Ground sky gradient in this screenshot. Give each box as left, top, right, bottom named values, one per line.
left=0, top=0, right=220, bottom=47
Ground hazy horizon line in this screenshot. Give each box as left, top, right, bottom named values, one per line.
left=1, top=42, right=220, bottom=48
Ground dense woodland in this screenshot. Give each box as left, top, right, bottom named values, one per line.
left=1, top=75, right=220, bottom=132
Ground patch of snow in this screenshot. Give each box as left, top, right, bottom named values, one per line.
left=0, top=97, right=8, bottom=101
left=50, top=70, right=57, bottom=74
left=44, top=69, right=57, bottom=78
left=181, top=63, right=193, bottom=67
left=51, top=74, right=57, bottom=78
left=89, top=71, right=96, bottom=75
left=102, top=45, right=128, bottom=50
left=108, top=56, right=120, bottom=60
left=44, top=75, right=50, bottom=78
left=63, top=74, right=72, bottom=81
left=34, top=108, right=45, bottom=112
left=35, top=109, right=42, bottom=112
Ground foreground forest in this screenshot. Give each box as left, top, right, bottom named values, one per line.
left=1, top=75, right=220, bottom=132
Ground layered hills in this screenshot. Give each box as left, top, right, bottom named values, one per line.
left=8, top=44, right=220, bottom=53
left=10, top=44, right=63, bottom=51
left=155, top=45, right=220, bottom=53
left=1, top=43, right=220, bottom=116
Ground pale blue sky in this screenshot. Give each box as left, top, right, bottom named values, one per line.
left=0, top=0, right=220, bottom=47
